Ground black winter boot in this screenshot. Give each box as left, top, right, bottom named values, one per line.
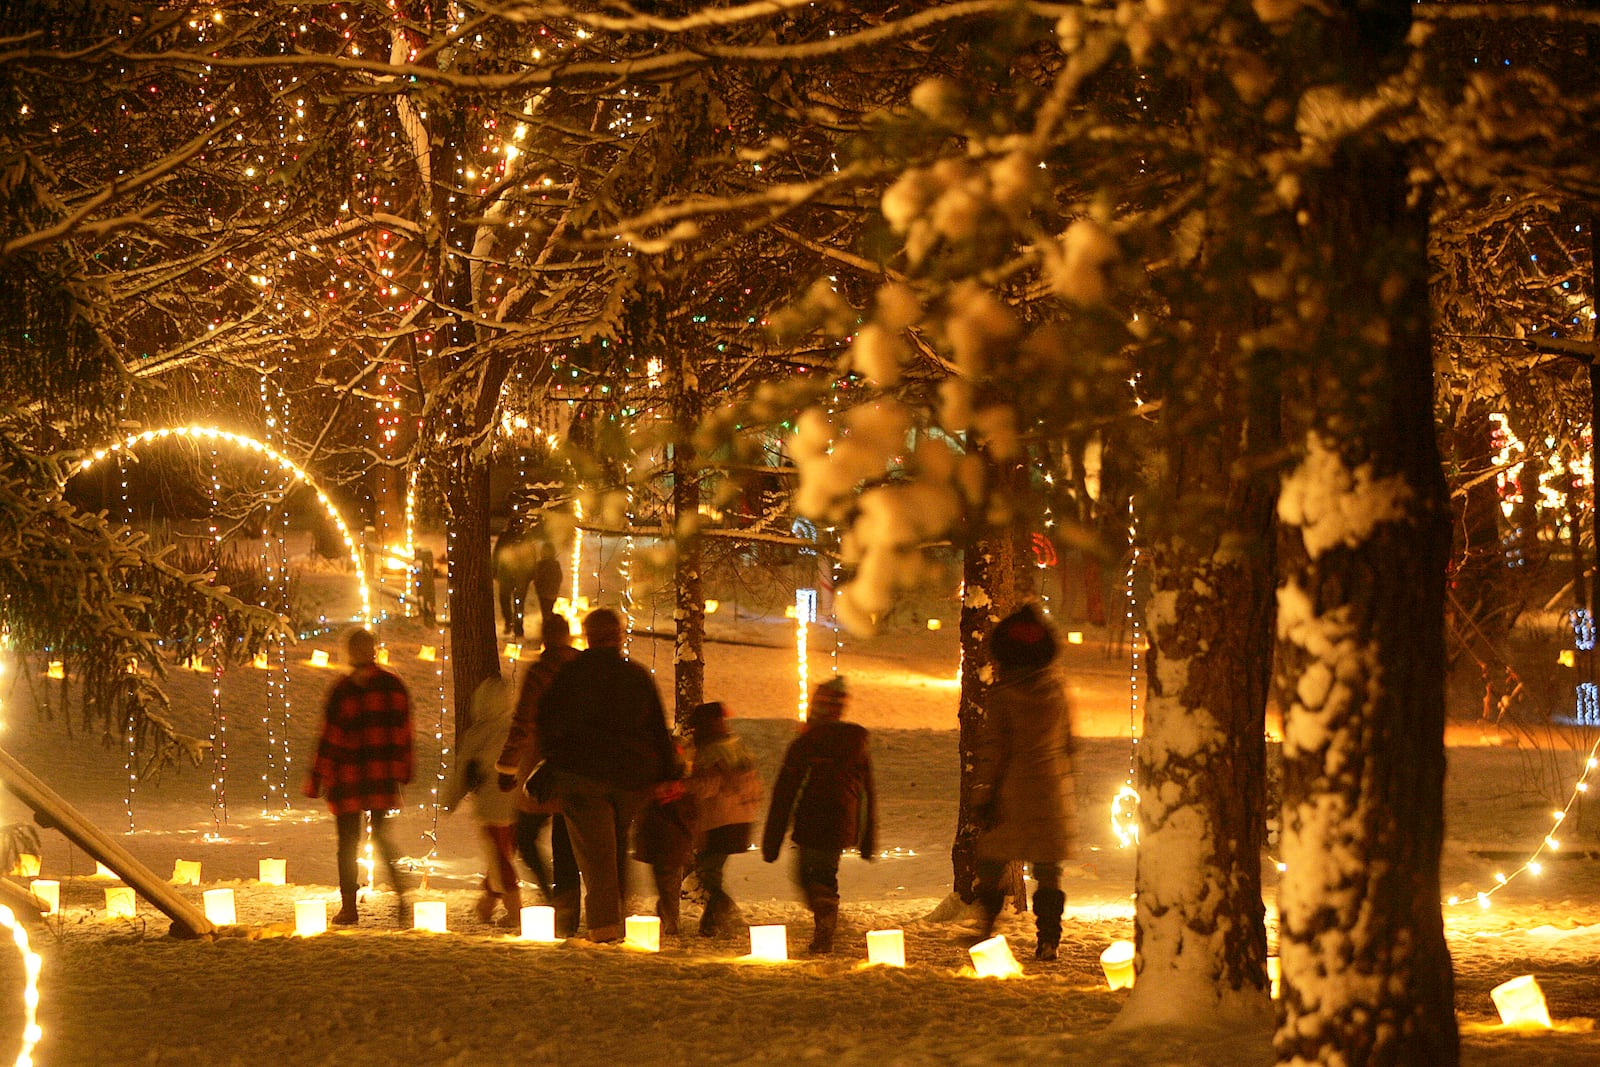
left=332, top=891, right=359, bottom=926
left=1032, top=887, right=1065, bottom=961
left=975, top=885, right=1005, bottom=941
left=807, top=891, right=840, bottom=954
left=699, top=892, right=730, bottom=937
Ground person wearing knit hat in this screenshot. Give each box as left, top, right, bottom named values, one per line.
left=969, top=604, right=1078, bottom=961
left=761, top=677, right=878, bottom=954
left=809, top=676, right=848, bottom=718
left=684, top=701, right=763, bottom=937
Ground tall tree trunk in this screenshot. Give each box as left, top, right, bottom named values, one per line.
left=1119, top=333, right=1278, bottom=1026
left=444, top=444, right=500, bottom=735
left=672, top=435, right=705, bottom=724
left=1273, top=135, right=1457, bottom=1066
left=951, top=454, right=1025, bottom=906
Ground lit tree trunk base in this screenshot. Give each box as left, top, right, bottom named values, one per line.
left=1120, top=552, right=1274, bottom=1028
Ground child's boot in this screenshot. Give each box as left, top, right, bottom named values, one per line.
left=1032, top=887, right=1065, bottom=961
left=807, top=889, right=839, bottom=955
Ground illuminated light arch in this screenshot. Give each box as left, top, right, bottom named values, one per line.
left=0, top=904, right=43, bottom=1067
left=72, top=426, right=373, bottom=626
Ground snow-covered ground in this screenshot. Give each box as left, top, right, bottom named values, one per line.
left=2, top=547, right=1599, bottom=1065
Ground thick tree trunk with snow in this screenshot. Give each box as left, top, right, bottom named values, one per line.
left=1272, top=138, right=1457, bottom=1066
left=1119, top=337, right=1277, bottom=1027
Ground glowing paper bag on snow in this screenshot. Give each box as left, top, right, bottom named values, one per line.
left=1491, top=974, right=1553, bottom=1029
left=295, top=900, right=328, bottom=937
left=203, top=888, right=236, bottom=926
left=969, top=935, right=1023, bottom=978
left=1099, top=940, right=1135, bottom=990
left=258, top=859, right=287, bottom=886
left=310, top=649, right=330, bottom=668
left=749, top=925, right=787, bottom=962
left=866, top=929, right=906, bottom=968
left=625, top=915, right=660, bottom=952
left=521, top=906, right=558, bottom=942
left=12, top=855, right=40, bottom=878
left=31, top=880, right=59, bottom=916
left=413, top=901, right=448, bottom=933
left=104, top=887, right=135, bottom=919
left=172, top=860, right=202, bottom=886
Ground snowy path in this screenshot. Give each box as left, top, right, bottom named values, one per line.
left=3, top=618, right=1600, bottom=1064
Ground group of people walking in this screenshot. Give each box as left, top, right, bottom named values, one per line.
left=306, top=596, right=1076, bottom=960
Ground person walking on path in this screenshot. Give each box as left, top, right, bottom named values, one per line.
left=685, top=701, right=762, bottom=938
left=761, top=677, right=877, bottom=954
left=305, top=628, right=415, bottom=926
left=444, top=674, right=521, bottom=926
left=495, top=613, right=582, bottom=935
left=533, top=541, right=563, bottom=625
left=494, top=524, right=537, bottom=638
left=536, top=607, right=677, bottom=942
left=969, top=604, right=1079, bottom=960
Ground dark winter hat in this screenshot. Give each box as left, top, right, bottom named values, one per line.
left=811, top=676, right=849, bottom=716
left=583, top=607, right=623, bottom=647
left=687, top=701, right=728, bottom=738
left=991, top=605, right=1057, bottom=672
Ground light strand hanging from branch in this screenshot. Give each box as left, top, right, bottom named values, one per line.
left=1111, top=497, right=1141, bottom=850
left=116, top=395, right=136, bottom=833
left=207, top=444, right=228, bottom=833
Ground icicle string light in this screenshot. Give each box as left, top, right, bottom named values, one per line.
left=116, top=392, right=137, bottom=832
left=208, top=446, right=228, bottom=831
left=73, top=426, right=375, bottom=625
left=796, top=588, right=817, bottom=720
left=570, top=496, right=584, bottom=607
left=1112, top=497, right=1141, bottom=848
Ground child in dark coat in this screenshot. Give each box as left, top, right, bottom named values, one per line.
left=761, top=677, right=877, bottom=954
left=685, top=701, right=762, bottom=937
left=633, top=739, right=696, bottom=935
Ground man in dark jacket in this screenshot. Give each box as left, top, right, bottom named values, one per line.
left=761, top=676, right=877, bottom=953
left=536, top=607, right=676, bottom=942
left=494, top=525, right=537, bottom=638
left=305, top=628, right=414, bottom=926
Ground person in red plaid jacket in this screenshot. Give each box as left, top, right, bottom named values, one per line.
left=305, top=628, right=415, bottom=925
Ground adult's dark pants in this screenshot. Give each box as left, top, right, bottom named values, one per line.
left=515, top=811, right=580, bottom=932
left=553, top=770, right=649, bottom=941
left=335, top=809, right=407, bottom=899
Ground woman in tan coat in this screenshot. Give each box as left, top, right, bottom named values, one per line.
left=970, top=605, right=1078, bottom=960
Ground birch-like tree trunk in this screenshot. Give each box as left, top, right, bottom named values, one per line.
left=1119, top=333, right=1277, bottom=1026
left=1273, top=135, right=1457, bottom=1066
